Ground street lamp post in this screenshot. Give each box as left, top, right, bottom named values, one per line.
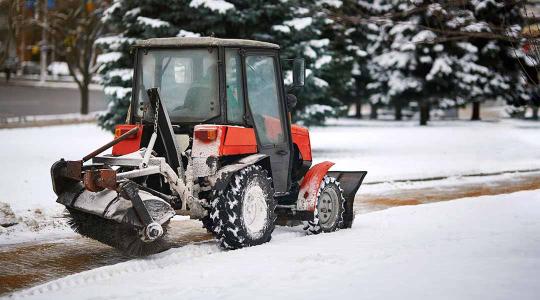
left=39, top=0, right=48, bottom=84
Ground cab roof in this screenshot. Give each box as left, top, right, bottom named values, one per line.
left=134, top=37, right=280, bottom=50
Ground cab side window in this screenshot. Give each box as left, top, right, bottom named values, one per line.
left=225, top=49, right=245, bottom=124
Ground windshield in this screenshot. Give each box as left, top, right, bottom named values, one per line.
left=135, top=48, right=219, bottom=123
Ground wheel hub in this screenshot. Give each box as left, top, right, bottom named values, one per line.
left=242, top=181, right=268, bottom=239
left=318, top=188, right=339, bottom=230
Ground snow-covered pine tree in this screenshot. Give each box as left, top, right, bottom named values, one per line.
left=461, top=0, right=531, bottom=120
left=370, top=1, right=474, bottom=125
left=330, top=0, right=381, bottom=119
left=271, top=0, right=342, bottom=125
left=357, top=0, right=400, bottom=120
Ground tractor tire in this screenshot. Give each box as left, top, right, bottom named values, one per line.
left=304, top=176, right=345, bottom=235
left=210, top=165, right=276, bottom=250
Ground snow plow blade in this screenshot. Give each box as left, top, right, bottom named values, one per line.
left=327, top=171, right=367, bottom=228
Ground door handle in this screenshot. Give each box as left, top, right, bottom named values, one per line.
left=276, top=149, right=288, bottom=156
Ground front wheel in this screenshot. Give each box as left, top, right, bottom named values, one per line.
left=211, top=165, right=276, bottom=249
left=304, top=176, right=345, bottom=234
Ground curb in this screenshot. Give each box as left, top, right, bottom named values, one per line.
left=0, top=112, right=101, bottom=129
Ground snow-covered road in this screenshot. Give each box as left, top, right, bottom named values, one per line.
left=9, top=189, right=540, bottom=300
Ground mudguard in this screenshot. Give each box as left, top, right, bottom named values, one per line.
left=211, top=153, right=270, bottom=191
left=296, top=161, right=335, bottom=211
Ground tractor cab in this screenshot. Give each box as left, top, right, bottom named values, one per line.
left=50, top=37, right=366, bottom=256
left=129, top=37, right=306, bottom=195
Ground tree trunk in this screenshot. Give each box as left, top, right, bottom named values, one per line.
left=471, top=101, right=481, bottom=121
left=532, top=105, right=539, bottom=120
left=80, top=85, right=89, bottom=115
left=369, top=103, right=378, bottom=119
left=394, top=102, right=402, bottom=121
left=419, top=100, right=429, bottom=126
left=355, top=98, right=362, bottom=119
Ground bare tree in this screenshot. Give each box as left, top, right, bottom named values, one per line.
left=35, top=0, right=105, bottom=114
left=0, top=0, right=22, bottom=67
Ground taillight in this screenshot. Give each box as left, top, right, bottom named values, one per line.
left=194, top=127, right=218, bottom=142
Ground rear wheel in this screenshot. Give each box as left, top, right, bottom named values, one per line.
left=304, top=176, right=345, bottom=234
left=211, top=165, right=276, bottom=249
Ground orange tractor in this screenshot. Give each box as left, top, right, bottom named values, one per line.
left=51, top=37, right=367, bottom=256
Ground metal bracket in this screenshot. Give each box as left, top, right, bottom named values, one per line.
left=119, top=181, right=163, bottom=241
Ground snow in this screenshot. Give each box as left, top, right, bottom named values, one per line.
left=312, top=119, right=540, bottom=183
left=472, top=0, right=503, bottom=12
left=433, top=44, right=444, bottom=52
left=387, top=70, right=422, bottom=95
left=426, top=56, right=452, bottom=80
left=303, top=45, right=317, bottom=58
left=309, top=38, right=329, bottom=48
left=312, top=76, right=329, bottom=88
left=12, top=189, right=540, bottom=299
left=374, top=51, right=412, bottom=69
left=427, top=3, right=446, bottom=16
left=96, top=52, right=123, bottom=64
left=106, top=68, right=133, bottom=81
left=346, top=45, right=368, bottom=57
left=125, top=7, right=141, bottom=18
left=411, top=30, right=436, bottom=43
left=189, top=0, right=234, bottom=14
left=463, top=21, right=491, bottom=32
left=47, top=62, right=70, bottom=76
left=284, top=17, right=313, bottom=31
left=136, top=16, right=171, bottom=28
left=102, top=1, right=121, bottom=22
left=95, top=36, right=136, bottom=51
left=103, top=86, right=132, bottom=99
left=0, top=124, right=112, bottom=242
left=177, top=30, right=201, bottom=38
left=316, top=0, right=342, bottom=8
left=314, top=55, right=332, bottom=69
left=271, top=25, right=291, bottom=34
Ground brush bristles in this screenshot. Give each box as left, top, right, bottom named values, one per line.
left=66, top=208, right=171, bottom=257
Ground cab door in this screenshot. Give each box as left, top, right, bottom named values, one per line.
left=242, top=51, right=293, bottom=194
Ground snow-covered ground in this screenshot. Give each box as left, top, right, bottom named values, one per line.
left=0, top=119, right=539, bottom=243
left=9, top=190, right=540, bottom=300
left=313, top=118, right=540, bottom=182
left=0, top=124, right=111, bottom=242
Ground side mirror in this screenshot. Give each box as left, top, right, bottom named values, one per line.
left=287, top=94, right=297, bottom=110
left=292, top=58, right=305, bottom=88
